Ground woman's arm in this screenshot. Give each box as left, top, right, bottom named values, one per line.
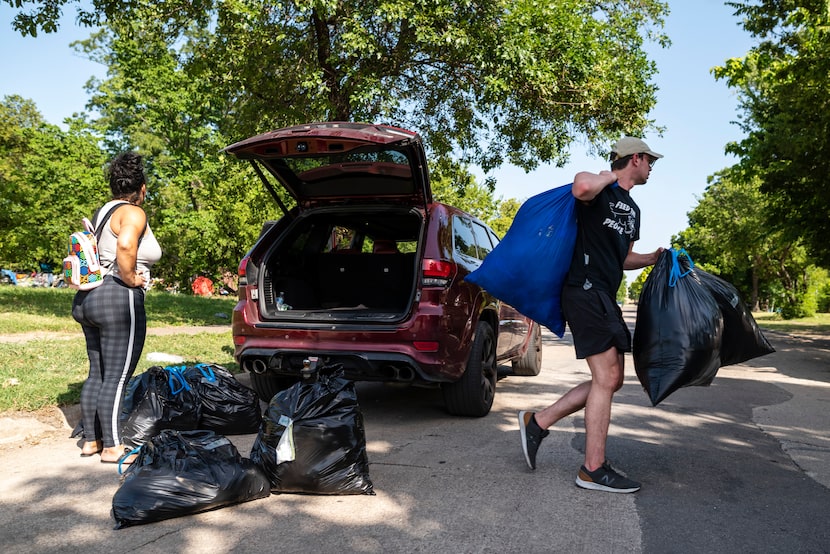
left=112, top=204, right=147, bottom=288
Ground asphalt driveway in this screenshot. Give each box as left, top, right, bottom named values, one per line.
left=1, top=307, right=828, bottom=553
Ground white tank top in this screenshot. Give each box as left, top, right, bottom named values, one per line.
left=95, top=200, right=162, bottom=288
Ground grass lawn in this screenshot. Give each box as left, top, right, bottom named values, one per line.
left=0, top=286, right=236, bottom=334
left=751, top=311, right=830, bottom=336
left=0, top=286, right=237, bottom=411
left=0, top=286, right=827, bottom=413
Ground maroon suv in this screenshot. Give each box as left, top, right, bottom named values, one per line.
left=223, top=122, right=542, bottom=416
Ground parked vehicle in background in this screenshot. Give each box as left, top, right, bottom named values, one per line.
left=0, top=269, right=17, bottom=285
left=0, top=266, right=65, bottom=288
left=223, top=122, right=542, bottom=416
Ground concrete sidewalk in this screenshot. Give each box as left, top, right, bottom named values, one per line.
left=1, top=308, right=828, bottom=553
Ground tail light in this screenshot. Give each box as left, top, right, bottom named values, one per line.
left=422, top=259, right=455, bottom=287
left=238, top=256, right=249, bottom=286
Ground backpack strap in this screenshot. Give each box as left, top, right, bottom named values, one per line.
left=91, top=202, right=127, bottom=242
left=91, top=201, right=148, bottom=242
left=90, top=202, right=148, bottom=273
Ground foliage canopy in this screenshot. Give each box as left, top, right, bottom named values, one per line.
left=7, top=0, right=668, bottom=171
left=3, top=0, right=669, bottom=286
left=715, top=1, right=830, bottom=266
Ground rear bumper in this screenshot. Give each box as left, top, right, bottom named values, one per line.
left=237, top=346, right=453, bottom=384
left=232, top=288, right=474, bottom=383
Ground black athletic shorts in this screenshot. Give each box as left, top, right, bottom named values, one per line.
left=561, top=285, right=631, bottom=359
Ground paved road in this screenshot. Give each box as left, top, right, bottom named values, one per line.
left=1, top=307, right=828, bottom=553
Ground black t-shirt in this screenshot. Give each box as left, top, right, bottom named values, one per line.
left=566, top=184, right=640, bottom=293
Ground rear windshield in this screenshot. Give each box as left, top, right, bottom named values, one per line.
left=271, top=147, right=415, bottom=198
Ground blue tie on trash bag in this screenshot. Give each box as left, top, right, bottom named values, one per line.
left=120, top=365, right=201, bottom=448
left=182, top=363, right=262, bottom=435
left=466, top=183, right=577, bottom=338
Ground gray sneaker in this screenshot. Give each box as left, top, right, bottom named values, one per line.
left=518, top=411, right=549, bottom=470
left=575, top=461, right=641, bottom=493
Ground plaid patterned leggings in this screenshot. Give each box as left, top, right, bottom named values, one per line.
left=73, top=277, right=146, bottom=447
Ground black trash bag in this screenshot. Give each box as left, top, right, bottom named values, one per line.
left=249, top=366, right=374, bottom=495
left=182, top=363, right=262, bottom=435
left=112, top=429, right=270, bottom=529
left=465, top=184, right=577, bottom=337
left=695, top=269, right=775, bottom=366
left=69, top=420, right=83, bottom=439
left=633, top=249, right=724, bottom=406
left=120, top=365, right=201, bottom=448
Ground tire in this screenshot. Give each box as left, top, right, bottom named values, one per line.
left=442, top=322, right=497, bottom=417
left=512, top=322, right=542, bottom=376
left=249, top=371, right=299, bottom=403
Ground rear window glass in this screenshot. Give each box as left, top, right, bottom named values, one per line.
left=324, top=226, right=359, bottom=252
left=283, top=149, right=410, bottom=176
left=270, top=148, right=416, bottom=198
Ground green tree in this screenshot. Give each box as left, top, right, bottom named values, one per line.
left=714, top=1, right=830, bottom=266
left=673, top=164, right=817, bottom=317
left=76, top=24, right=280, bottom=286
left=0, top=95, right=106, bottom=270
left=10, top=0, right=669, bottom=174
left=628, top=265, right=652, bottom=302
left=7, top=0, right=670, bottom=286
left=817, top=279, right=830, bottom=313
left=489, top=197, right=521, bottom=239
left=616, top=274, right=627, bottom=304
left=674, top=166, right=777, bottom=309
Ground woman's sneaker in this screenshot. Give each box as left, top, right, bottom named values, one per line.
left=575, top=461, right=641, bottom=493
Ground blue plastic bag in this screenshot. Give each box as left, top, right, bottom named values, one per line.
left=466, top=184, right=577, bottom=337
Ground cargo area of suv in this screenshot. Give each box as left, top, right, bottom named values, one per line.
left=256, top=207, right=421, bottom=320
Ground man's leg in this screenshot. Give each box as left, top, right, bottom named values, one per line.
left=531, top=346, right=622, bottom=466
left=534, top=381, right=591, bottom=429
left=582, top=347, right=624, bottom=470
left=575, top=347, right=640, bottom=493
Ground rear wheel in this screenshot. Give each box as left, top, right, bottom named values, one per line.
left=512, top=322, right=542, bottom=376
left=249, top=371, right=299, bottom=403
left=442, top=322, right=496, bottom=417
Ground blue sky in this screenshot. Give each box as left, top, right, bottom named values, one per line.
left=1, top=1, right=755, bottom=281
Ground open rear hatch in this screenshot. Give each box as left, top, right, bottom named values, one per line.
left=223, top=122, right=433, bottom=213
left=224, top=123, right=430, bottom=323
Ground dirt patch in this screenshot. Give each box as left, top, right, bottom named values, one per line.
left=0, top=331, right=77, bottom=344
left=0, top=406, right=75, bottom=448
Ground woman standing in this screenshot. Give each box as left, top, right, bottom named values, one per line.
left=72, top=152, right=162, bottom=463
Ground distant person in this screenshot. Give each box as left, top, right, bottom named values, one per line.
left=518, top=137, right=664, bottom=493
left=72, top=152, right=162, bottom=464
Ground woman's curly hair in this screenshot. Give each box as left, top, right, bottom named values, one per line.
left=107, top=152, right=146, bottom=201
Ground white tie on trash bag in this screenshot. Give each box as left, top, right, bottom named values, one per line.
left=275, top=415, right=296, bottom=464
